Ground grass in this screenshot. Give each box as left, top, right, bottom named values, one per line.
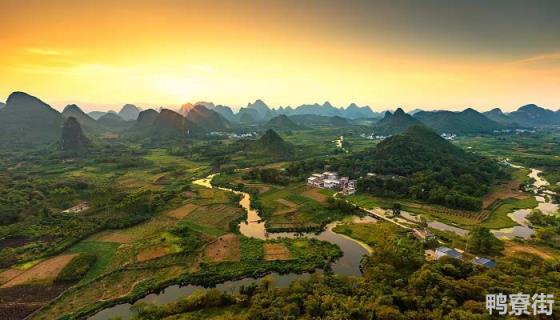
left=480, top=197, right=538, bottom=229
left=177, top=220, right=224, bottom=238
left=239, top=237, right=264, bottom=261
left=345, top=193, right=482, bottom=227
left=333, top=222, right=402, bottom=248
left=15, top=259, right=44, bottom=270
left=67, top=241, right=120, bottom=283
left=258, top=183, right=351, bottom=231
left=184, top=204, right=244, bottom=236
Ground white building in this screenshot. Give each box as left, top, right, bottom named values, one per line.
left=307, top=171, right=356, bottom=195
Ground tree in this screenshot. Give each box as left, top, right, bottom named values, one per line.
left=392, top=203, right=401, bottom=217
left=467, top=227, right=503, bottom=255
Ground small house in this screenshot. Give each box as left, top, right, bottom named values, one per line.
left=435, top=247, right=463, bottom=260
left=472, top=257, right=496, bottom=268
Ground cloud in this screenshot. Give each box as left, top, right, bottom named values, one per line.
left=509, top=52, right=560, bottom=69
left=26, top=47, right=71, bottom=56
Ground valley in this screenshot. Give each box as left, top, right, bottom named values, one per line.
left=0, top=92, right=559, bottom=319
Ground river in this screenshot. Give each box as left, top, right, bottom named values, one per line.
left=90, top=175, right=371, bottom=320
left=492, top=168, right=559, bottom=240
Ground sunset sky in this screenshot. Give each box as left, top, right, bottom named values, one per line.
left=1, top=0, right=559, bottom=112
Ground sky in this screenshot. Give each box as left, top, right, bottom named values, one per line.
left=1, top=0, right=559, bottom=112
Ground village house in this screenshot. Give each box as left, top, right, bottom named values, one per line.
left=62, top=202, right=89, bottom=214
left=412, top=228, right=435, bottom=242
left=435, top=246, right=463, bottom=260
left=472, top=257, right=496, bottom=268
left=307, top=171, right=356, bottom=195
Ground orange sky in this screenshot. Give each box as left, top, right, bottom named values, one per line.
left=1, top=0, right=559, bottom=112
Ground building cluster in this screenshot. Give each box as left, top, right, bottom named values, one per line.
left=440, top=133, right=457, bottom=141
left=307, top=171, right=357, bottom=195
left=360, top=133, right=390, bottom=140
left=434, top=246, right=496, bottom=268
left=209, top=131, right=257, bottom=139
left=62, top=202, right=89, bottom=214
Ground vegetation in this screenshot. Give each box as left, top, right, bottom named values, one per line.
left=353, top=126, right=505, bottom=210
left=55, top=253, right=97, bottom=282
left=131, top=237, right=560, bottom=319
left=466, top=227, right=504, bottom=256
left=1, top=94, right=560, bottom=320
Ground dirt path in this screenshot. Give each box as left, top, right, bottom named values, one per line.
left=1, top=254, right=78, bottom=288
left=504, top=242, right=553, bottom=260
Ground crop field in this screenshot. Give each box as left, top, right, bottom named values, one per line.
left=184, top=204, right=244, bottom=236
left=263, top=243, right=291, bottom=261
left=204, top=234, right=241, bottom=262
left=1, top=254, right=78, bottom=287
left=333, top=222, right=402, bottom=248
left=67, top=241, right=119, bottom=283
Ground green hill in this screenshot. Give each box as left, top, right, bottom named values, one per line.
left=508, top=104, right=560, bottom=127
left=335, top=125, right=504, bottom=210
left=60, top=117, right=90, bottom=151
left=136, top=109, right=159, bottom=126
left=97, top=113, right=130, bottom=130
left=414, top=108, right=502, bottom=134
left=374, top=108, right=421, bottom=135
left=252, top=129, right=294, bottom=157
left=265, top=115, right=301, bottom=130
left=0, top=92, right=63, bottom=147
left=62, top=104, right=103, bottom=134
left=414, top=108, right=504, bottom=134
left=128, top=109, right=201, bottom=140
left=186, top=105, right=231, bottom=131
left=483, top=108, right=515, bottom=125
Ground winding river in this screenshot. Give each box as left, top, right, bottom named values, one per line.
left=90, top=175, right=371, bottom=320
left=492, top=168, right=559, bottom=240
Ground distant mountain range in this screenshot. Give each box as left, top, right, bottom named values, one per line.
left=1, top=91, right=560, bottom=148
left=196, top=99, right=382, bottom=123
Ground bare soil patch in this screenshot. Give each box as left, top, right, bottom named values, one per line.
left=0, top=283, right=70, bottom=320
left=204, top=234, right=240, bottom=262
left=0, top=236, right=30, bottom=249
left=136, top=246, right=169, bottom=262
left=504, top=242, right=552, bottom=260
left=0, top=269, right=24, bottom=286
left=165, top=203, right=199, bottom=220
left=301, top=187, right=329, bottom=203
left=264, top=243, right=291, bottom=261
left=1, top=254, right=78, bottom=288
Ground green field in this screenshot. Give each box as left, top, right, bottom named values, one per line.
left=67, top=241, right=120, bottom=283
